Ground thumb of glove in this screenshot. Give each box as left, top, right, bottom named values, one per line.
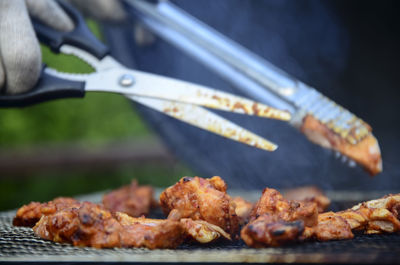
left=0, top=0, right=74, bottom=95
left=26, top=0, right=74, bottom=32
left=0, top=0, right=41, bottom=94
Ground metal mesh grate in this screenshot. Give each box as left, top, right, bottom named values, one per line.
left=1, top=192, right=400, bottom=263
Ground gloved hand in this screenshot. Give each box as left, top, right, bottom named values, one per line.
left=0, top=0, right=73, bottom=95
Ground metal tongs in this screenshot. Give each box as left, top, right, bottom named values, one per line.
left=126, top=0, right=382, bottom=175
left=0, top=1, right=290, bottom=152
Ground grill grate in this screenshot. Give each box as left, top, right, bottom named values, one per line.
left=1, top=192, right=400, bottom=263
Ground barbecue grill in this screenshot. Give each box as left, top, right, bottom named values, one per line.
left=1, top=190, right=399, bottom=263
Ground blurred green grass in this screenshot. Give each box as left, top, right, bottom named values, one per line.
left=0, top=21, right=192, bottom=211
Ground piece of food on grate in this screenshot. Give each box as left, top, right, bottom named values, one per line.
left=241, top=213, right=304, bottom=247
left=300, top=115, right=382, bottom=176
left=242, top=191, right=400, bottom=247
left=117, top=212, right=231, bottom=246
left=33, top=202, right=123, bottom=248
left=33, top=202, right=185, bottom=249
left=243, top=188, right=353, bottom=247
left=160, top=176, right=239, bottom=236
left=115, top=212, right=185, bottom=249
left=13, top=197, right=79, bottom=227
left=283, top=186, right=331, bottom=213
left=232, top=197, right=254, bottom=225
left=338, top=194, right=400, bottom=234
left=250, top=188, right=319, bottom=227
left=102, top=180, right=156, bottom=217
left=180, top=217, right=231, bottom=243
left=302, top=212, right=354, bottom=241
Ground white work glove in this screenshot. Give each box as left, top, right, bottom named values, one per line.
left=0, top=0, right=73, bottom=95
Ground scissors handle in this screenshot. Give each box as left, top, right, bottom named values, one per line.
left=33, top=0, right=109, bottom=59
left=0, top=70, right=85, bottom=108
left=0, top=0, right=106, bottom=107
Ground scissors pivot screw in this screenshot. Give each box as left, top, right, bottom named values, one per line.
left=119, top=74, right=135, bottom=87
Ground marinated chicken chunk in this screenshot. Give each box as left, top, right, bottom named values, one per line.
left=243, top=191, right=400, bottom=248
left=302, top=212, right=354, bottom=241
left=160, top=176, right=239, bottom=236
left=338, top=194, right=400, bottom=234
left=118, top=210, right=230, bottom=245
left=241, top=214, right=304, bottom=247
left=301, top=114, right=382, bottom=176
left=180, top=218, right=231, bottom=243
left=34, top=202, right=185, bottom=249
left=232, top=197, right=253, bottom=225
left=33, top=202, right=123, bottom=248
left=243, top=188, right=319, bottom=247
left=164, top=209, right=231, bottom=243
left=13, top=197, right=79, bottom=227
left=102, top=180, right=156, bottom=217
left=115, top=212, right=185, bottom=249
left=251, top=188, right=318, bottom=227
left=284, top=186, right=331, bottom=213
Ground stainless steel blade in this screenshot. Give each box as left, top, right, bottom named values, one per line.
left=51, top=52, right=291, bottom=121
left=43, top=45, right=283, bottom=152
left=126, top=95, right=278, bottom=151
left=127, top=69, right=291, bottom=121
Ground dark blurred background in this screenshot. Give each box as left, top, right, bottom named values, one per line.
left=1, top=0, right=399, bottom=211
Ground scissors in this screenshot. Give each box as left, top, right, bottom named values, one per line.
left=0, top=1, right=290, bottom=152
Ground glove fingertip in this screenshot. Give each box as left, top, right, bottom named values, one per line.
left=26, top=0, right=74, bottom=33
left=0, top=58, right=5, bottom=92
left=4, top=25, right=42, bottom=95
left=0, top=0, right=42, bottom=95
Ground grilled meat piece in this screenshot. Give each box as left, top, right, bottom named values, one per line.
left=33, top=202, right=123, bottom=248
left=180, top=218, right=231, bottom=243
left=301, top=114, right=382, bottom=176
left=117, top=212, right=231, bottom=246
left=13, top=202, right=43, bottom=227
left=102, top=180, right=156, bottom=217
left=232, top=197, right=253, bottom=225
left=115, top=212, right=185, bottom=249
left=242, top=187, right=317, bottom=247
left=160, top=176, right=239, bottom=236
left=337, top=194, right=400, bottom=234
left=283, top=186, right=331, bottom=213
left=33, top=202, right=185, bottom=249
left=243, top=192, right=400, bottom=248
left=243, top=188, right=352, bottom=247
left=118, top=208, right=230, bottom=244
left=251, top=188, right=318, bottom=227
left=167, top=208, right=231, bottom=243
left=302, top=212, right=354, bottom=241
left=241, top=214, right=304, bottom=247
left=303, top=194, right=400, bottom=241
left=13, top=197, right=79, bottom=227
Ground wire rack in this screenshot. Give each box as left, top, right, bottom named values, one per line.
left=1, top=191, right=399, bottom=263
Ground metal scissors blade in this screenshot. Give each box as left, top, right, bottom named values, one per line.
left=49, top=45, right=290, bottom=123
left=46, top=64, right=281, bottom=152
left=125, top=69, right=291, bottom=121
left=127, top=95, right=278, bottom=151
